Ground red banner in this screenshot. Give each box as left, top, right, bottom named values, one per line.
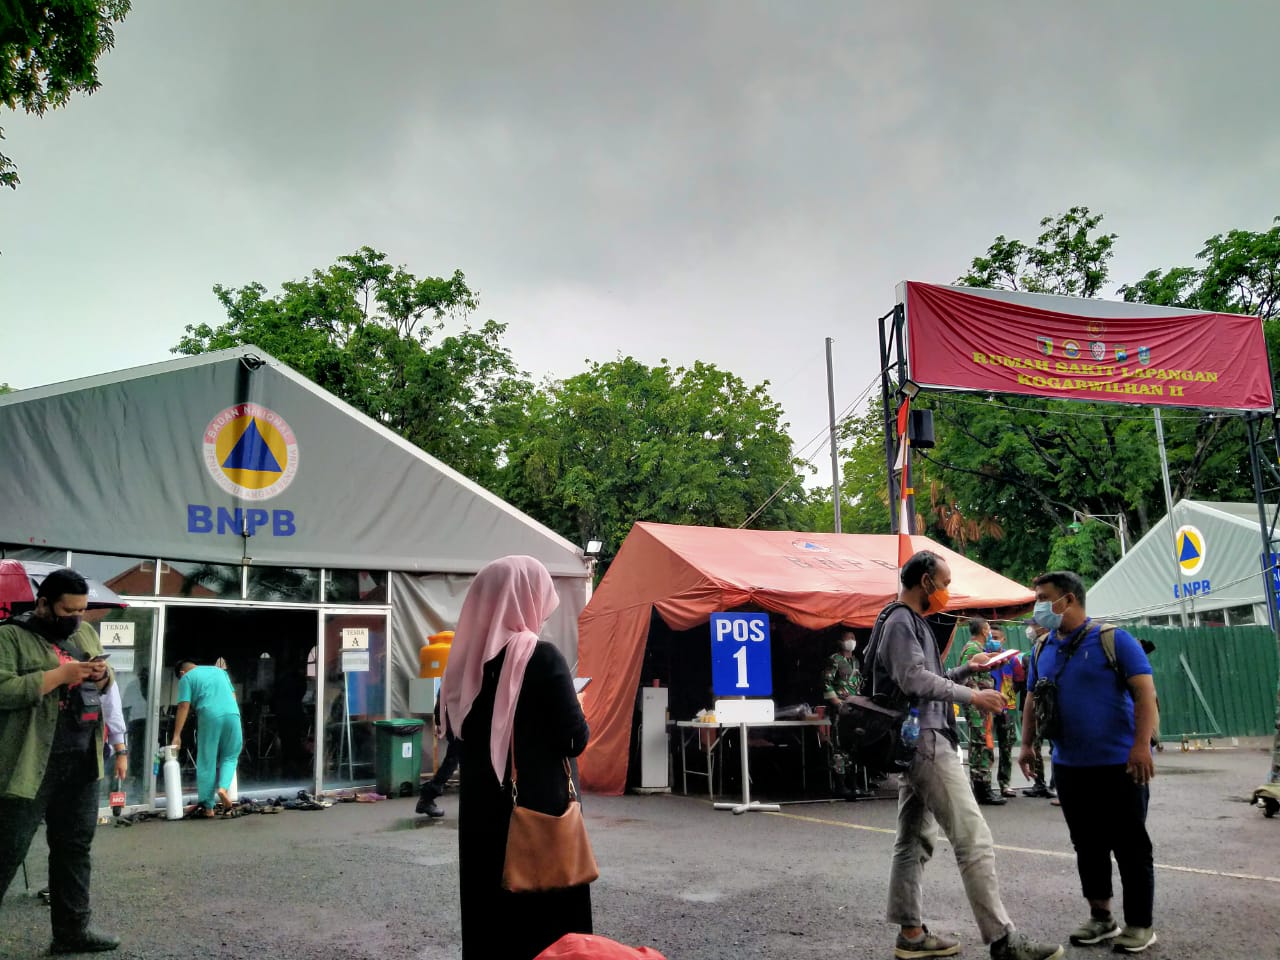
left=903, top=282, right=1274, bottom=411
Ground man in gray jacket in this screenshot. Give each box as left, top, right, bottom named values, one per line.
left=869, top=550, right=1063, bottom=960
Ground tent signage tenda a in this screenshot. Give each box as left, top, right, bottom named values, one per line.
left=188, top=403, right=300, bottom=537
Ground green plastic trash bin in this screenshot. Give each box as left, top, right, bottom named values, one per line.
left=373, top=718, right=425, bottom=798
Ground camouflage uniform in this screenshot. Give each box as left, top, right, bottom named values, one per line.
left=959, top=638, right=995, bottom=788
left=823, top=652, right=862, bottom=792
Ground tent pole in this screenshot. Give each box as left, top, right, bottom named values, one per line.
left=1244, top=413, right=1280, bottom=787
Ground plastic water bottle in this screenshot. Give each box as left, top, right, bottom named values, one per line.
left=900, top=707, right=921, bottom=747
left=162, top=745, right=183, bottom=820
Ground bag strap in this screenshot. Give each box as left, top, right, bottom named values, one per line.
left=509, top=732, right=577, bottom=807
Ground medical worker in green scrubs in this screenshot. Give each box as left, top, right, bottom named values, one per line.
left=170, top=660, right=242, bottom=815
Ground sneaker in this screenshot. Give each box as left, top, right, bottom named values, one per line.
left=1001, top=786, right=1017, bottom=797
left=1070, top=916, right=1121, bottom=945
left=990, top=931, right=1064, bottom=960
left=1021, top=783, right=1051, bottom=798
left=1112, top=927, right=1157, bottom=953
left=894, top=926, right=961, bottom=959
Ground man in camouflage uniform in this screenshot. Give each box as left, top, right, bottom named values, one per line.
left=960, top=617, right=1006, bottom=805
left=823, top=630, right=863, bottom=799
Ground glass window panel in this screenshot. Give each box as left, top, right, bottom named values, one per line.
left=321, top=612, right=389, bottom=790
left=325, top=570, right=389, bottom=604
left=159, top=561, right=243, bottom=599
left=84, top=606, right=157, bottom=808
left=246, top=567, right=320, bottom=603
left=69, top=552, right=158, bottom=597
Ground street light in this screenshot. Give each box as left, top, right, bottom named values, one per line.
left=1069, top=510, right=1128, bottom=557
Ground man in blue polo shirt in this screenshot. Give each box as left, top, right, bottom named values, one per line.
left=1020, top=571, right=1159, bottom=955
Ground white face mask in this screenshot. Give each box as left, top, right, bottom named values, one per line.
left=841, top=639, right=856, bottom=653
left=1025, top=624, right=1038, bottom=642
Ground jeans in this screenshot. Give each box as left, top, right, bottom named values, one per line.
left=888, top=729, right=1015, bottom=944
left=1054, top=763, right=1154, bottom=928
left=0, top=749, right=100, bottom=939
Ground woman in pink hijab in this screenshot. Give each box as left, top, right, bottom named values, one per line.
left=440, top=555, right=592, bottom=960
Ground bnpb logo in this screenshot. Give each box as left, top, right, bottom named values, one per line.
left=203, top=404, right=298, bottom=501
left=1175, top=524, right=1205, bottom=576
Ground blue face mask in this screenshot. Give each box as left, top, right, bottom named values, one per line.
left=984, top=638, right=1002, bottom=653
left=1033, top=599, right=1063, bottom=631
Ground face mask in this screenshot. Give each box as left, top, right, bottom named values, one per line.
left=1025, top=624, right=1038, bottom=642
left=923, top=576, right=950, bottom=612
left=51, top=614, right=82, bottom=640
left=841, top=639, right=856, bottom=653
left=1032, top=598, right=1063, bottom=631
left=984, top=638, right=1002, bottom=653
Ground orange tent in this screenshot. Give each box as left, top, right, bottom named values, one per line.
left=576, top=522, right=1034, bottom=795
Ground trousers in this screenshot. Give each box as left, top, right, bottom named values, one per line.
left=0, top=749, right=100, bottom=938
left=887, top=729, right=1014, bottom=944
left=1054, top=763, right=1154, bottom=928
left=993, top=711, right=1016, bottom=788
left=196, top=713, right=243, bottom=807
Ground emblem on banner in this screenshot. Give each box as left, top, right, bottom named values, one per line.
left=1064, top=340, right=1080, bottom=359
left=1089, top=341, right=1106, bottom=361
left=1114, top=345, right=1128, bottom=363
left=203, top=404, right=299, bottom=501
left=792, top=540, right=829, bottom=553
left=1036, top=336, right=1053, bottom=356
left=1138, top=346, right=1151, bottom=366
left=1174, top=524, right=1206, bottom=576
left=1087, top=320, right=1105, bottom=336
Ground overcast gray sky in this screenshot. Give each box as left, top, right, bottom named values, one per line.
left=3, top=1, right=1278, bottom=476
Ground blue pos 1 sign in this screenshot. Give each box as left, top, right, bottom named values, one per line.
left=709, top=612, right=772, bottom=697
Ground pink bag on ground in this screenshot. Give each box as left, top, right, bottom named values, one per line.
left=534, top=933, right=668, bottom=959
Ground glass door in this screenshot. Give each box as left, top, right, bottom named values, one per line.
left=84, top=603, right=159, bottom=812
left=320, top=609, right=389, bottom=791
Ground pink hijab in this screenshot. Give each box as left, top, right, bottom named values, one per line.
left=439, top=555, right=561, bottom=782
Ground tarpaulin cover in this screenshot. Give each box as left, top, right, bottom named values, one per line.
left=903, top=282, right=1274, bottom=412
left=576, top=522, right=1034, bottom=794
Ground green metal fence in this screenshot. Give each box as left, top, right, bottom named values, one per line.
left=943, top=622, right=1280, bottom=741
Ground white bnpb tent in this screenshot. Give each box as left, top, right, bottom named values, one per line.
left=0, top=345, right=589, bottom=807
left=1088, top=500, right=1276, bottom=627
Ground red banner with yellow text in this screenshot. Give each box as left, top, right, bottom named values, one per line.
left=903, top=282, right=1274, bottom=412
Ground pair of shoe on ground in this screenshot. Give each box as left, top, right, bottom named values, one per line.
left=894, top=918, right=1157, bottom=959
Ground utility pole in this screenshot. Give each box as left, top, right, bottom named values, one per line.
left=825, top=337, right=841, bottom=533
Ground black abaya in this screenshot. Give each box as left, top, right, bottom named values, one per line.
left=458, top=641, right=592, bottom=960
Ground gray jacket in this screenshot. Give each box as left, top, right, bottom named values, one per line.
left=870, top=603, right=976, bottom=743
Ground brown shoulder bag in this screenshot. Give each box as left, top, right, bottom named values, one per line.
left=501, top=741, right=599, bottom=893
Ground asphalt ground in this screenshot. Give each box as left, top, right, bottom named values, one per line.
left=2, top=744, right=1277, bottom=960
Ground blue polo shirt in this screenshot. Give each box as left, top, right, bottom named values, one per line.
left=1026, top=619, right=1152, bottom=767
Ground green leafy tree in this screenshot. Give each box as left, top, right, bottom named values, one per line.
left=498, top=357, right=805, bottom=556
left=1, top=0, right=130, bottom=189
left=173, top=247, right=531, bottom=490
left=958, top=205, right=1117, bottom=298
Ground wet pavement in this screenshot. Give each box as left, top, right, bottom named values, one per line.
left=2, top=743, right=1277, bottom=959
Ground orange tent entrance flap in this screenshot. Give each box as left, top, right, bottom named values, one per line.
left=575, top=522, right=1033, bottom=795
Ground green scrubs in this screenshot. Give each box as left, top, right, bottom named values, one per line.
left=176, top=667, right=243, bottom=807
